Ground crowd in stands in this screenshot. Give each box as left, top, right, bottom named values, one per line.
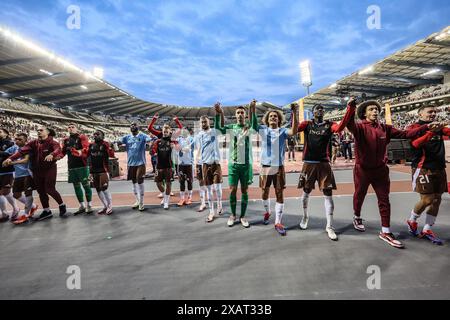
left=391, top=105, right=450, bottom=130
left=386, top=83, right=450, bottom=105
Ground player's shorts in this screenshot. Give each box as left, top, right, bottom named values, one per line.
left=196, top=165, right=205, bottom=186
left=68, top=166, right=90, bottom=184
left=202, top=163, right=223, bottom=185
left=12, top=175, right=35, bottom=193
left=298, top=162, right=337, bottom=190
left=0, top=174, right=14, bottom=189
left=127, top=164, right=146, bottom=182
left=259, top=165, right=286, bottom=189
left=178, top=165, right=193, bottom=183
left=92, top=173, right=109, bottom=191
left=412, top=168, right=448, bottom=194
left=228, top=163, right=253, bottom=187
left=155, top=168, right=173, bottom=184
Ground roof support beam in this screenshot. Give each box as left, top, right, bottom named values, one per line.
left=73, top=99, right=141, bottom=111
left=58, top=94, right=124, bottom=107
left=35, top=89, right=114, bottom=103
left=140, top=104, right=167, bottom=116
left=359, top=74, right=442, bottom=85
left=94, top=101, right=147, bottom=113
left=0, top=73, right=65, bottom=85
left=5, top=82, right=96, bottom=98
left=0, top=57, right=44, bottom=66
left=122, top=104, right=155, bottom=115
left=385, top=60, right=450, bottom=71
left=110, top=103, right=152, bottom=114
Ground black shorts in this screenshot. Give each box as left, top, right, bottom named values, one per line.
left=12, top=175, right=35, bottom=193
left=92, top=173, right=109, bottom=191
left=196, top=164, right=205, bottom=186
left=259, top=166, right=286, bottom=189
left=299, top=162, right=337, bottom=190
left=0, top=174, right=13, bottom=189
left=412, top=168, right=448, bottom=194
left=155, top=168, right=173, bottom=184
left=178, top=165, right=193, bottom=183
left=127, top=165, right=146, bottom=182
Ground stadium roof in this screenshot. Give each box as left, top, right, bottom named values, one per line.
left=290, top=25, right=450, bottom=110
left=0, top=26, right=281, bottom=118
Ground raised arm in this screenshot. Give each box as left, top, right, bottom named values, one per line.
left=147, top=114, right=162, bottom=138
left=249, top=99, right=259, bottom=131
left=287, top=103, right=299, bottom=136
left=214, top=102, right=226, bottom=134
left=343, top=98, right=358, bottom=135
left=331, top=99, right=357, bottom=133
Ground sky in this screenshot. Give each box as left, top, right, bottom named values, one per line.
left=0, top=0, right=449, bottom=106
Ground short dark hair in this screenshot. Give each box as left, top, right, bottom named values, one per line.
left=357, top=100, right=383, bottom=120
left=16, top=133, right=28, bottom=139
left=47, top=128, right=56, bottom=137
left=312, top=104, right=324, bottom=112
left=236, top=106, right=246, bottom=112
left=417, top=104, right=436, bottom=114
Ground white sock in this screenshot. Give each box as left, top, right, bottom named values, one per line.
left=301, top=192, right=310, bottom=218
left=87, top=201, right=92, bottom=207
left=263, top=199, right=271, bottom=214
left=17, top=195, right=27, bottom=205
left=0, top=196, right=7, bottom=214
left=79, top=201, right=85, bottom=209
left=214, top=183, right=222, bottom=208
left=104, top=190, right=112, bottom=207
left=164, top=194, right=170, bottom=205
left=97, top=191, right=107, bottom=208
left=423, top=214, right=436, bottom=232
left=25, top=196, right=34, bottom=214
left=199, top=189, right=205, bottom=204
left=5, top=192, right=19, bottom=211
left=138, top=183, right=145, bottom=205
left=188, top=190, right=193, bottom=199
left=207, top=185, right=214, bottom=213
left=180, top=191, right=185, bottom=200
left=382, top=227, right=391, bottom=233
left=409, top=210, right=420, bottom=221
left=132, top=183, right=139, bottom=202
left=275, top=202, right=284, bottom=225
left=324, top=195, right=334, bottom=229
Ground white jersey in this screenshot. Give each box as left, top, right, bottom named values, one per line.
left=194, top=129, right=221, bottom=165
left=177, top=135, right=194, bottom=165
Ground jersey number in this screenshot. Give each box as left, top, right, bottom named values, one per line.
left=418, top=175, right=430, bottom=184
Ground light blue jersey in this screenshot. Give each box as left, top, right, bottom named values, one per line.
left=5, top=145, right=31, bottom=178
left=194, top=129, right=221, bottom=165
left=177, top=135, right=194, bottom=165
left=121, top=133, right=152, bottom=166
left=258, top=125, right=289, bottom=167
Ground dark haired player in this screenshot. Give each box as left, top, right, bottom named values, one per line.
left=2, top=133, right=38, bottom=224
left=119, top=123, right=152, bottom=211
left=152, top=124, right=177, bottom=210
left=296, top=101, right=355, bottom=240
left=0, top=128, right=18, bottom=222
left=86, top=130, right=115, bottom=215
left=346, top=100, right=441, bottom=248
left=61, top=123, right=92, bottom=215
left=406, top=105, right=449, bottom=245
left=4, top=126, right=67, bottom=220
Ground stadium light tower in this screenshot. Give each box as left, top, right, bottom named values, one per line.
left=300, top=60, right=312, bottom=95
